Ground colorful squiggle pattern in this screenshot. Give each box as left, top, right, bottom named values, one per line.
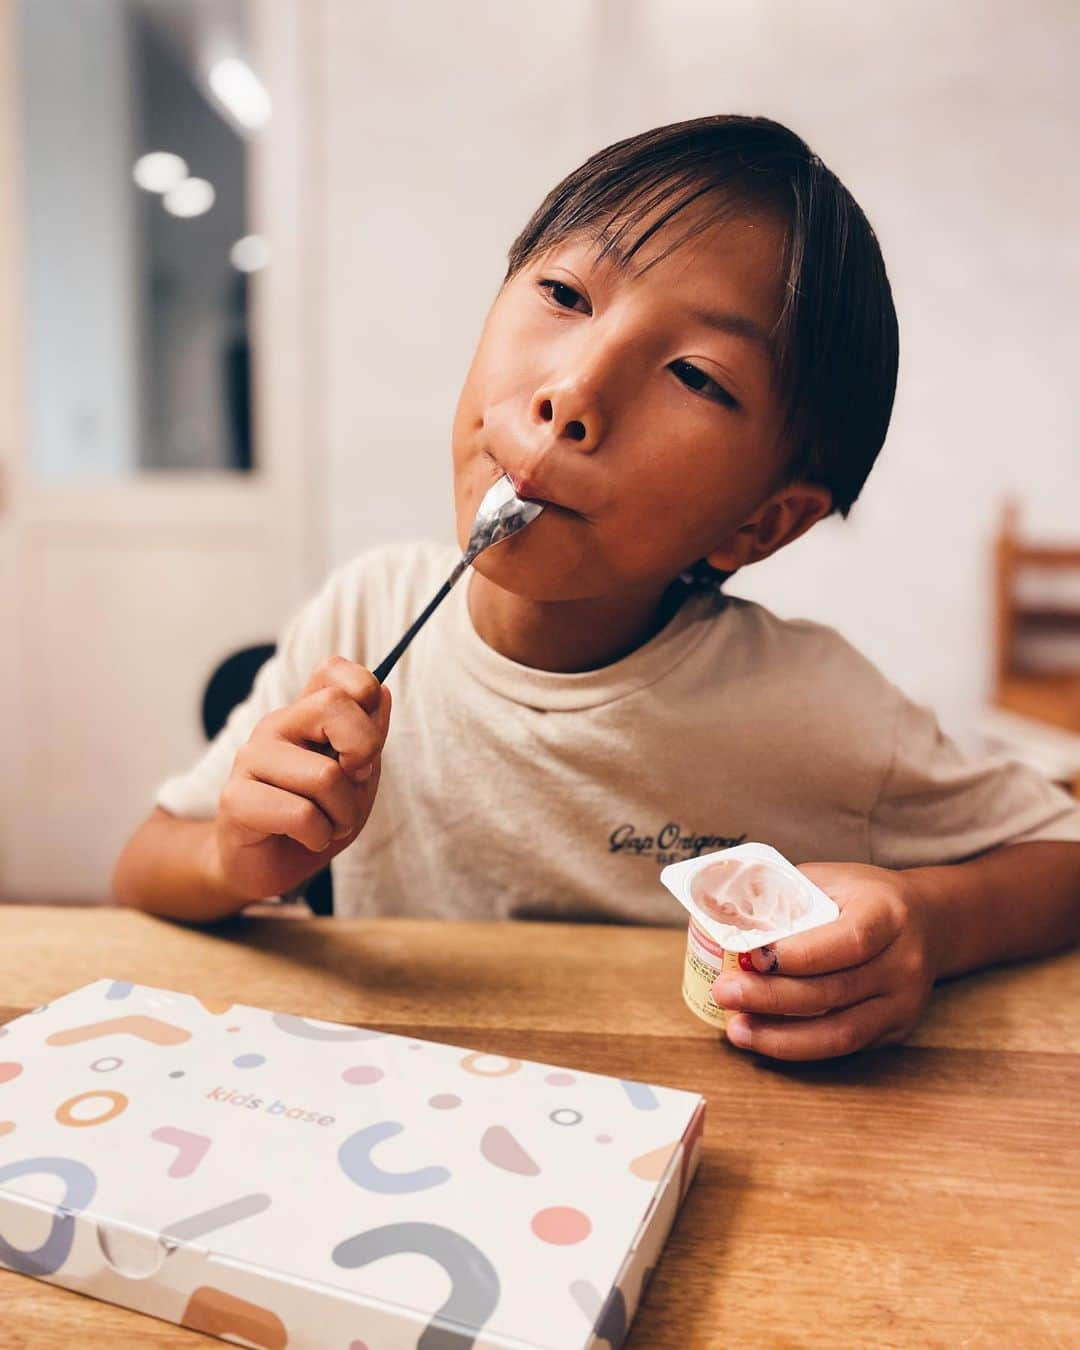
left=338, top=1121, right=450, bottom=1194
left=332, top=1221, right=500, bottom=1350
left=46, top=1017, right=190, bottom=1048
left=0, top=1156, right=96, bottom=1275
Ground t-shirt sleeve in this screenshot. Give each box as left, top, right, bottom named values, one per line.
left=869, top=695, right=1080, bottom=868
left=155, top=564, right=362, bottom=821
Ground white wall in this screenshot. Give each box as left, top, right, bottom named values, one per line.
left=312, top=0, right=1079, bottom=735
left=315, top=0, right=599, bottom=563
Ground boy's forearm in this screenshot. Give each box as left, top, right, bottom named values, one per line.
left=111, top=809, right=251, bottom=924
left=904, top=841, right=1080, bottom=981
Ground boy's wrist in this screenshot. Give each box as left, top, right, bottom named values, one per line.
left=900, top=866, right=968, bottom=982
left=199, top=826, right=254, bottom=916
left=901, top=855, right=1028, bottom=982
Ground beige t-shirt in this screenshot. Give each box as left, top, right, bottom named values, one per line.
left=157, top=542, right=1080, bottom=922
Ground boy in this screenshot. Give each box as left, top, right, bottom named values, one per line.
left=114, top=115, right=1080, bottom=1060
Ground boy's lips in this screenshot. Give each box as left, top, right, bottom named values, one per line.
left=509, top=474, right=556, bottom=506
left=482, top=451, right=578, bottom=515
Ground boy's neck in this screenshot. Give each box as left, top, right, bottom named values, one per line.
left=466, top=572, right=686, bottom=673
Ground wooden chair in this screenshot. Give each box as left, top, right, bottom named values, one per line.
left=990, top=502, right=1080, bottom=795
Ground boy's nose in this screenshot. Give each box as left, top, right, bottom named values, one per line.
left=528, top=384, right=605, bottom=454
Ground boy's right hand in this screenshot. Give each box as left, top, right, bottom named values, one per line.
left=211, top=657, right=391, bottom=901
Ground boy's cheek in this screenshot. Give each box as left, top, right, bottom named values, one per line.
left=451, top=462, right=489, bottom=549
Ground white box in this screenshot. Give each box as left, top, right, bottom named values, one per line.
left=0, top=979, right=704, bottom=1348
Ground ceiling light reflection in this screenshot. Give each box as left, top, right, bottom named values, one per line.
left=163, top=177, right=216, bottom=218
left=230, top=235, right=271, bottom=272
left=133, top=151, right=188, bottom=193
left=208, top=58, right=272, bottom=130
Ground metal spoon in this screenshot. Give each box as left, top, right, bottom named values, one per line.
left=372, top=474, right=545, bottom=682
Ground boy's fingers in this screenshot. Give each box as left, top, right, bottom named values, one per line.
left=369, top=684, right=392, bottom=739
left=712, top=959, right=882, bottom=1018
left=236, top=740, right=364, bottom=840
left=760, top=892, right=902, bottom=977
left=219, top=777, right=335, bottom=854
left=302, top=657, right=382, bottom=714
left=259, top=687, right=386, bottom=777
left=725, top=999, right=893, bottom=1061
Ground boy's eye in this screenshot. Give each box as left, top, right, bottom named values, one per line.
left=535, top=282, right=738, bottom=412
left=670, top=359, right=738, bottom=411
left=537, top=279, right=590, bottom=314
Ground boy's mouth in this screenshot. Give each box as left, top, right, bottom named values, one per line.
left=482, top=450, right=574, bottom=515
left=509, top=474, right=552, bottom=506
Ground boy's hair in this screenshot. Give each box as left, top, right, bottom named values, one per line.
left=505, top=115, right=899, bottom=518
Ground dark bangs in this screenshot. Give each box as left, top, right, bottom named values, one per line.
left=504, top=115, right=899, bottom=517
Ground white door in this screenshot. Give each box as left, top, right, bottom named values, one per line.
left=0, top=0, right=319, bottom=901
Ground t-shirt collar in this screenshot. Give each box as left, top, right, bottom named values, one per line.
left=450, top=572, right=726, bottom=711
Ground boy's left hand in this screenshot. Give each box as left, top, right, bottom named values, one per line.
left=710, top=862, right=937, bottom=1060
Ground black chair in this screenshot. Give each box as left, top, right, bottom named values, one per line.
left=202, top=645, right=334, bottom=916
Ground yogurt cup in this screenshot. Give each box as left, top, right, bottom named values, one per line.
left=660, top=843, right=839, bottom=1033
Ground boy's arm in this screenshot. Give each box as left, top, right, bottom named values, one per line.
left=904, top=840, right=1080, bottom=978
left=112, top=808, right=251, bottom=924
left=709, top=841, right=1080, bottom=1060
left=113, top=659, right=390, bottom=924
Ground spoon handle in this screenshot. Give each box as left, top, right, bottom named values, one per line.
left=372, top=556, right=469, bottom=683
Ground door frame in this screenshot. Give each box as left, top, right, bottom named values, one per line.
left=0, top=0, right=324, bottom=898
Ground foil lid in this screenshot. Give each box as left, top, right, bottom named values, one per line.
left=660, top=842, right=839, bottom=953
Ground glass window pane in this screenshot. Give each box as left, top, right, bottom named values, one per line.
left=17, top=0, right=259, bottom=479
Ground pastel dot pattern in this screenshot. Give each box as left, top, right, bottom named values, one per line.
left=550, top=1108, right=583, bottom=1127
left=342, top=1065, right=384, bottom=1085
left=0, top=977, right=704, bottom=1349
left=531, top=1206, right=592, bottom=1245
left=459, top=1052, right=522, bottom=1077
left=55, top=1090, right=128, bottom=1128
left=232, top=1054, right=266, bottom=1069
left=480, top=1126, right=540, bottom=1177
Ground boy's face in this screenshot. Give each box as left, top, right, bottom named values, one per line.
left=451, top=206, right=817, bottom=602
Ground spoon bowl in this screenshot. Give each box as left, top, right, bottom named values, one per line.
left=463, top=474, right=546, bottom=565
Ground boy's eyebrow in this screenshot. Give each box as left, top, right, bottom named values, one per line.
left=682, top=305, right=774, bottom=352
left=571, top=240, right=777, bottom=354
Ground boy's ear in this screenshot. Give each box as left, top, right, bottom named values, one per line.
left=704, top=481, right=833, bottom=571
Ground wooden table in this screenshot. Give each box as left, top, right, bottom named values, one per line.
left=1, top=906, right=1077, bottom=1348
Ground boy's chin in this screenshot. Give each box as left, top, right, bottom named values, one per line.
left=467, top=534, right=595, bottom=604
